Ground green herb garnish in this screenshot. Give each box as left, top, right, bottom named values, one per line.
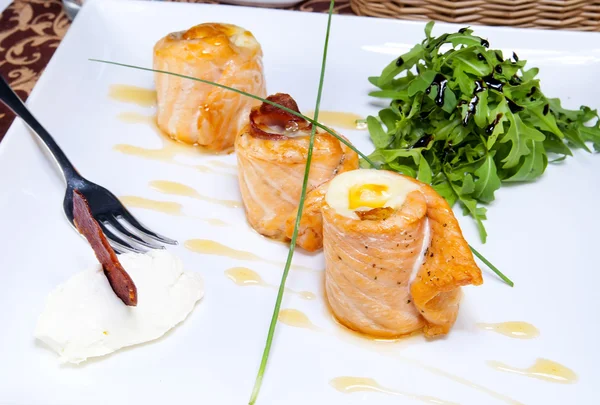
left=93, top=57, right=512, bottom=284
left=469, top=244, right=513, bottom=287
left=248, top=2, right=334, bottom=402
left=366, top=21, right=600, bottom=243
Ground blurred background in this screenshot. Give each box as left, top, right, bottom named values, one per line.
left=0, top=0, right=597, bottom=140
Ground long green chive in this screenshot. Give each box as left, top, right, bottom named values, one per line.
left=92, top=3, right=512, bottom=323
left=248, top=2, right=334, bottom=402
left=469, top=245, right=513, bottom=287
left=91, top=79, right=512, bottom=284
left=88, top=60, right=377, bottom=169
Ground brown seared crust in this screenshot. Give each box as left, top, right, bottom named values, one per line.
left=355, top=207, right=395, bottom=221
left=249, top=93, right=312, bottom=140
left=407, top=180, right=483, bottom=337
left=72, top=190, right=138, bottom=306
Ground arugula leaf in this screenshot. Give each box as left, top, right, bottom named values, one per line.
left=474, top=90, right=489, bottom=128
left=473, top=154, right=501, bottom=203
left=563, top=126, right=591, bottom=152
left=432, top=176, right=458, bottom=207
left=378, top=108, right=398, bottom=131
left=461, top=173, right=476, bottom=194
left=424, top=21, right=435, bottom=39
left=369, top=90, right=410, bottom=99
left=548, top=98, right=581, bottom=121
left=364, top=21, right=600, bottom=242
left=408, top=70, right=436, bottom=96
left=487, top=98, right=509, bottom=149
left=543, top=133, right=572, bottom=158
left=366, top=116, right=389, bottom=149
left=417, top=155, right=433, bottom=184
left=500, top=112, right=545, bottom=169
left=454, top=54, right=492, bottom=76
left=527, top=103, right=564, bottom=139
left=377, top=44, right=424, bottom=88
left=504, top=140, right=548, bottom=182
left=454, top=69, right=475, bottom=95
left=446, top=171, right=487, bottom=242
left=579, top=120, right=600, bottom=150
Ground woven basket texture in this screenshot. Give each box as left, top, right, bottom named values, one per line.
left=350, top=0, right=600, bottom=31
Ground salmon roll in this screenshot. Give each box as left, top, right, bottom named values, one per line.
left=236, top=93, right=359, bottom=246
left=322, top=169, right=483, bottom=338
left=154, top=23, right=266, bottom=152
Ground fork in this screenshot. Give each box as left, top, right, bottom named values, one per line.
left=0, top=76, right=177, bottom=254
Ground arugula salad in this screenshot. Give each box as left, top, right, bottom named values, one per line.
left=365, top=22, right=600, bottom=242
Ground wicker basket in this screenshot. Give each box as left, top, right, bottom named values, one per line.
left=350, top=0, right=600, bottom=31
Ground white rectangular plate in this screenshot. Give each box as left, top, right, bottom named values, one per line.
left=0, top=1, right=598, bottom=404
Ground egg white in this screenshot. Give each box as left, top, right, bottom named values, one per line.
left=325, top=169, right=419, bottom=219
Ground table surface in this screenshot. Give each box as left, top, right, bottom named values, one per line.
left=0, top=0, right=352, bottom=142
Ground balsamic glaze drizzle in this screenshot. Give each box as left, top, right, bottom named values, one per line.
left=413, top=134, right=433, bottom=148
left=480, top=38, right=490, bottom=48
left=396, top=57, right=404, bottom=67
left=485, top=113, right=504, bottom=135
left=474, top=80, right=484, bottom=93
left=509, top=75, right=522, bottom=86
left=463, top=80, right=485, bottom=126
left=507, top=98, right=524, bottom=113
left=543, top=104, right=550, bottom=116
left=483, top=74, right=504, bottom=92
left=442, top=142, right=455, bottom=163
left=426, top=74, right=449, bottom=107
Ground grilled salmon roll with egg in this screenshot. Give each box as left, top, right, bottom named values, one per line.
left=153, top=23, right=266, bottom=151
left=236, top=93, right=358, bottom=245
left=322, top=169, right=483, bottom=338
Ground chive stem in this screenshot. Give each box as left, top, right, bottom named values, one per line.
left=88, top=60, right=377, bottom=169
left=247, top=1, right=335, bottom=403
left=469, top=244, right=514, bottom=287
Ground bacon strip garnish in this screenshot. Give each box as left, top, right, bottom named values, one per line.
left=249, top=93, right=312, bottom=139
left=72, top=190, right=138, bottom=306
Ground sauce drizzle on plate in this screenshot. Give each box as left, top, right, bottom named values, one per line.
left=185, top=239, right=316, bottom=272
left=477, top=321, right=539, bottom=339
left=109, top=85, right=157, bottom=107
left=114, top=112, right=229, bottom=175
left=305, top=110, right=366, bottom=130
left=330, top=376, right=459, bottom=404
left=120, top=196, right=228, bottom=226
left=225, top=267, right=315, bottom=300
left=120, top=196, right=183, bottom=216
left=487, top=358, right=577, bottom=384
left=150, top=180, right=241, bottom=208
left=278, top=309, right=320, bottom=330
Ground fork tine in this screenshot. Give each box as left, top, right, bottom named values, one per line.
left=117, top=208, right=178, bottom=245
left=110, top=243, right=127, bottom=255
left=98, top=222, right=147, bottom=254
left=104, top=215, right=165, bottom=250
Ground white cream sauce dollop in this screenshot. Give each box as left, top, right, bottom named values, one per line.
left=35, top=250, right=204, bottom=364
